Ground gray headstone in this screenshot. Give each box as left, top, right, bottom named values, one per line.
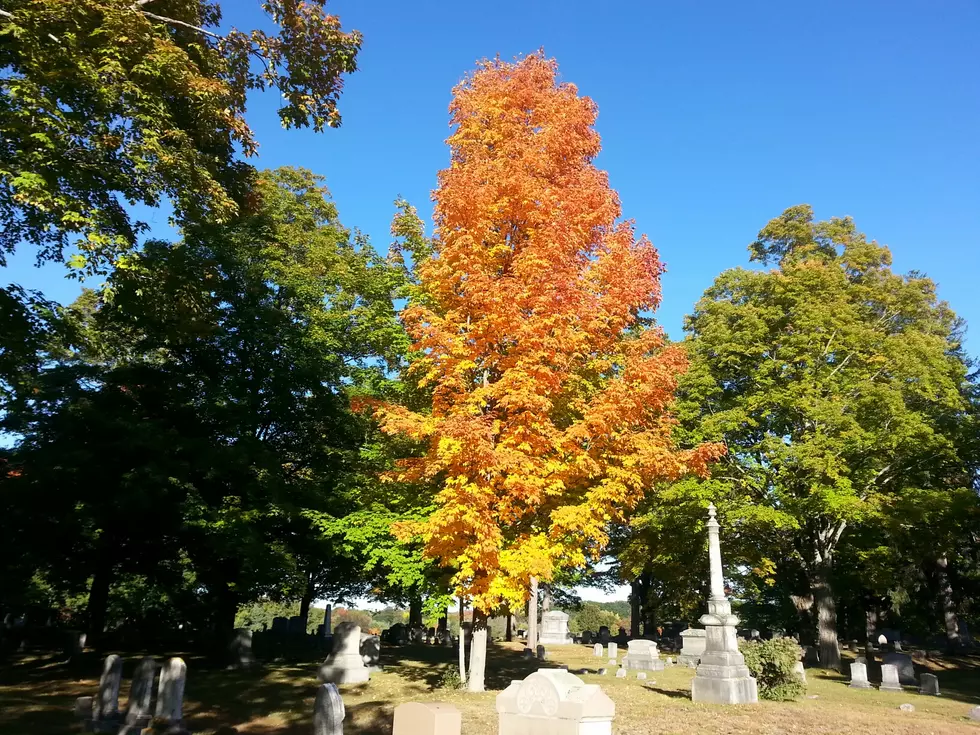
left=155, top=657, right=187, bottom=723
left=918, top=673, right=939, bottom=696
left=288, top=615, right=305, bottom=635
left=882, top=653, right=916, bottom=685
left=124, top=657, right=158, bottom=727
left=636, top=672, right=647, bottom=680
left=849, top=662, right=871, bottom=689
left=536, top=644, right=546, bottom=660
left=95, top=654, right=123, bottom=720
left=880, top=663, right=902, bottom=692
left=593, top=643, right=603, bottom=657
left=314, top=682, right=345, bottom=735
left=616, top=668, right=627, bottom=678
left=969, top=706, right=980, bottom=721
left=899, top=703, right=915, bottom=712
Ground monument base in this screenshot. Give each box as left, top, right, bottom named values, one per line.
left=317, top=653, right=371, bottom=684
left=691, top=672, right=759, bottom=705
left=690, top=601, right=758, bottom=705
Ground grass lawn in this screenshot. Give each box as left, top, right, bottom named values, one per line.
left=1, top=642, right=978, bottom=734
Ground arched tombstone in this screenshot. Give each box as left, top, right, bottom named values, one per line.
left=124, top=656, right=158, bottom=729
left=95, top=654, right=123, bottom=720
left=155, top=657, right=187, bottom=726
left=496, top=669, right=614, bottom=735
left=314, top=683, right=345, bottom=735
left=318, top=622, right=370, bottom=684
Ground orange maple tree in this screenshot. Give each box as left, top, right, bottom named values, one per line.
left=372, top=53, right=721, bottom=634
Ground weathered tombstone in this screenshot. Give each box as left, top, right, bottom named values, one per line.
left=615, top=627, right=629, bottom=645
left=318, top=622, right=371, bottom=684
left=230, top=628, right=255, bottom=669
left=64, top=629, right=86, bottom=660
left=615, top=668, right=627, bottom=678
left=497, top=670, right=615, bottom=734
left=539, top=611, right=572, bottom=644
left=536, top=644, right=546, bottom=660
left=288, top=615, right=305, bottom=635
left=636, top=672, right=647, bottom=680
left=607, top=642, right=617, bottom=659
left=690, top=504, right=758, bottom=705
left=968, top=705, right=980, bottom=721
left=73, top=696, right=94, bottom=721
left=360, top=632, right=381, bottom=667
left=393, top=702, right=461, bottom=735
left=793, top=661, right=806, bottom=685
left=523, top=647, right=534, bottom=659
left=272, top=616, right=289, bottom=634
left=95, top=654, right=123, bottom=720
left=388, top=622, right=407, bottom=645
left=678, top=628, right=706, bottom=667
left=155, top=657, right=187, bottom=725
left=802, top=645, right=820, bottom=667
left=593, top=643, right=603, bottom=657
left=899, top=703, right=915, bottom=712
left=314, top=682, right=345, bottom=735
left=849, top=662, right=871, bottom=689
left=880, top=664, right=902, bottom=692
left=581, top=630, right=593, bottom=645
left=882, top=652, right=916, bottom=685
left=919, top=673, right=939, bottom=696
left=622, top=639, right=664, bottom=671
left=598, top=626, right=611, bottom=644
left=124, top=657, right=158, bottom=729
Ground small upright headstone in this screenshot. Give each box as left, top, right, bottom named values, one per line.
left=793, top=661, right=806, bottom=685
left=523, top=647, right=534, bottom=659
left=593, top=643, right=603, bottom=657
left=608, top=642, right=617, bottom=658
left=272, top=616, right=289, bottom=634
left=581, top=630, right=593, bottom=644
left=919, top=673, right=939, bottom=696
left=882, top=653, right=916, bottom=685
left=899, top=703, right=915, bottom=712
left=314, top=682, right=345, bottom=735
left=678, top=628, right=706, bottom=667
left=880, top=664, right=902, bottom=692
left=598, top=626, right=611, bottom=644
left=968, top=706, right=980, bottom=721
left=877, top=634, right=888, bottom=646
left=393, top=702, right=461, bottom=735
left=124, top=657, right=158, bottom=729
left=155, top=657, right=187, bottom=724
left=288, top=615, right=305, bottom=635
left=65, top=630, right=86, bottom=660
left=230, top=628, right=255, bottom=669
left=95, top=654, right=123, bottom=720
left=616, top=668, right=627, bottom=678
left=536, top=644, right=546, bottom=660
left=849, top=662, right=871, bottom=689
left=636, top=672, right=647, bottom=680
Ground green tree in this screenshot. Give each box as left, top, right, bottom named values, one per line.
left=680, top=205, right=972, bottom=669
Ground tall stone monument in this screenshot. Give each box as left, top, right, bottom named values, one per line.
left=690, top=504, right=758, bottom=705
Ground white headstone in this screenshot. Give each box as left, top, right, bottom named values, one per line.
left=849, top=661, right=871, bottom=688
left=968, top=706, right=980, bottom=721
left=918, top=673, right=939, bottom=696
left=793, top=661, right=806, bottom=685
left=882, top=653, right=916, bottom=685
left=593, top=643, right=603, bottom=657
left=95, top=654, right=123, bottom=720
left=607, top=642, right=617, bottom=658
left=678, top=628, right=706, bottom=667
left=899, top=703, right=915, bottom=712
left=314, top=682, right=345, bottom=735
left=539, top=610, right=572, bottom=644
left=636, top=672, right=647, bottom=680
left=155, top=657, right=187, bottom=723
left=880, top=664, right=902, bottom=692
left=496, top=670, right=615, bottom=735
left=318, top=622, right=371, bottom=684
left=616, top=668, right=627, bottom=678
left=622, top=639, right=664, bottom=671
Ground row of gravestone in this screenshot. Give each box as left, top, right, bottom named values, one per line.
left=74, top=654, right=187, bottom=734
left=313, top=667, right=616, bottom=735
left=848, top=661, right=941, bottom=695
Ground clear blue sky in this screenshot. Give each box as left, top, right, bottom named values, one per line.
left=5, top=0, right=979, bottom=355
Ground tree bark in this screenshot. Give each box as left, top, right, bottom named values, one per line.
left=812, top=561, right=841, bottom=670
left=86, top=561, right=113, bottom=646
left=936, top=555, right=961, bottom=650
left=409, top=595, right=424, bottom=627
left=467, top=607, right=488, bottom=692
left=527, top=576, right=539, bottom=649
left=457, top=597, right=467, bottom=687
left=506, top=611, right=513, bottom=642
left=298, top=570, right=316, bottom=630
left=630, top=580, right=641, bottom=638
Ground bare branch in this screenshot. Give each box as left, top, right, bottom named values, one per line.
left=0, top=8, right=60, bottom=42
left=140, top=10, right=220, bottom=39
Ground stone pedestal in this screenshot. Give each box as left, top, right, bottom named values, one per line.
left=539, top=611, right=572, bottom=645
left=496, top=669, right=614, bottom=735
left=318, top=622, right=371, bottom=684
left=690, top=504, right=758, bottom=705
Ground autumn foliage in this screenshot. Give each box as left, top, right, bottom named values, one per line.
left=373, top=54, right=722, bottom=611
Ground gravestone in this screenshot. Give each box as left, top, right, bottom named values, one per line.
left=598, top=668, right=608, bottom=675
left=95, top=654, right=123, bottom=720
left=593, top=643, right=603, bottom=657
left=65, top=629, right=86, bottom=660
left=314, top=682, right=345, bottom=735
left=124, top=656, right=158, bottom=729
left=272, top=616, right=289, bottom=634
left=598, top=626, right=611, bottom=644
left=849, top=662, right=871, bottom=689
left=880, top=664, right=902, bottom=692
left=607, top=642, right=617, bottom=659
left=539, top=611, right=572, bottom=644
left=678, top=628, right=706, bottom=667
left=581, top=631, right=594, bottom=644
left=318, top=622, right=371, bottom=684
left=899, top=703, right=915, bottom=712
left=882, top=653, right=916, bottom=685
left=230, top=628, right=255, bottom=669
left=615, top=668, right=627, bottom=678
left=614, top=628, right=628, bottom=645
left=523, top=648, right=534, bottom=659
left=496, top=669, right=615, bottom=735
left=288, top=615, right=305, bottom=635
left=622, top=639, right=664, bottom=671
left=877, top=634, right=888, bottom=646
left=793, top=661, right=806, bottom=685
left=968, top=706, right=980, bottom=721
left=393, top=702, right=461, bottom=735
left=919, top=673, right=939, bottom=696
left=636, top=672, right=647, bottom=680
left=360, top=633, right=381, bottom=667
left=802, top=645, right=820, bottom=667
left=155, top=657, right=187, bottom=725
left=536, top=644, right=546, bottom=660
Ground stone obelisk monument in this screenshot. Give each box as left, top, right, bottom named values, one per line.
left=691, top=503, right=758, bottom=704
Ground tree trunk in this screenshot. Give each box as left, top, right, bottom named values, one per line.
left=467, top=608, right=488, bottom=692
left=630, top=580, right=641, bottom=638
left=936, top=555, right=961, bottom=650
left=409, top=595, right=424, bottom=627
left=527, top=576, right=539, bottom=649
left=298, top=570, right=315, bottom=630
left=506, top=611, right=513, bottom=642
left=812, top=561, right=841, bottom=670
left=457, top=597, right=467, bottom=687
left=86, top=561, right=113, bottom=646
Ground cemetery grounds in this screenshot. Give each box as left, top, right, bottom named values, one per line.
left=1, top=642, right=978, bottom=734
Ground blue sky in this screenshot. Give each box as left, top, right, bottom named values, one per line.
left=6, top=0, right=979, bottom=355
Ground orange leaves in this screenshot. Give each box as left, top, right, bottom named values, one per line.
left=370, top=52, right=720, bottom=610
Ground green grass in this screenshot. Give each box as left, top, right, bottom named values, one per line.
left=1, top=642, right=978, bottom=734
